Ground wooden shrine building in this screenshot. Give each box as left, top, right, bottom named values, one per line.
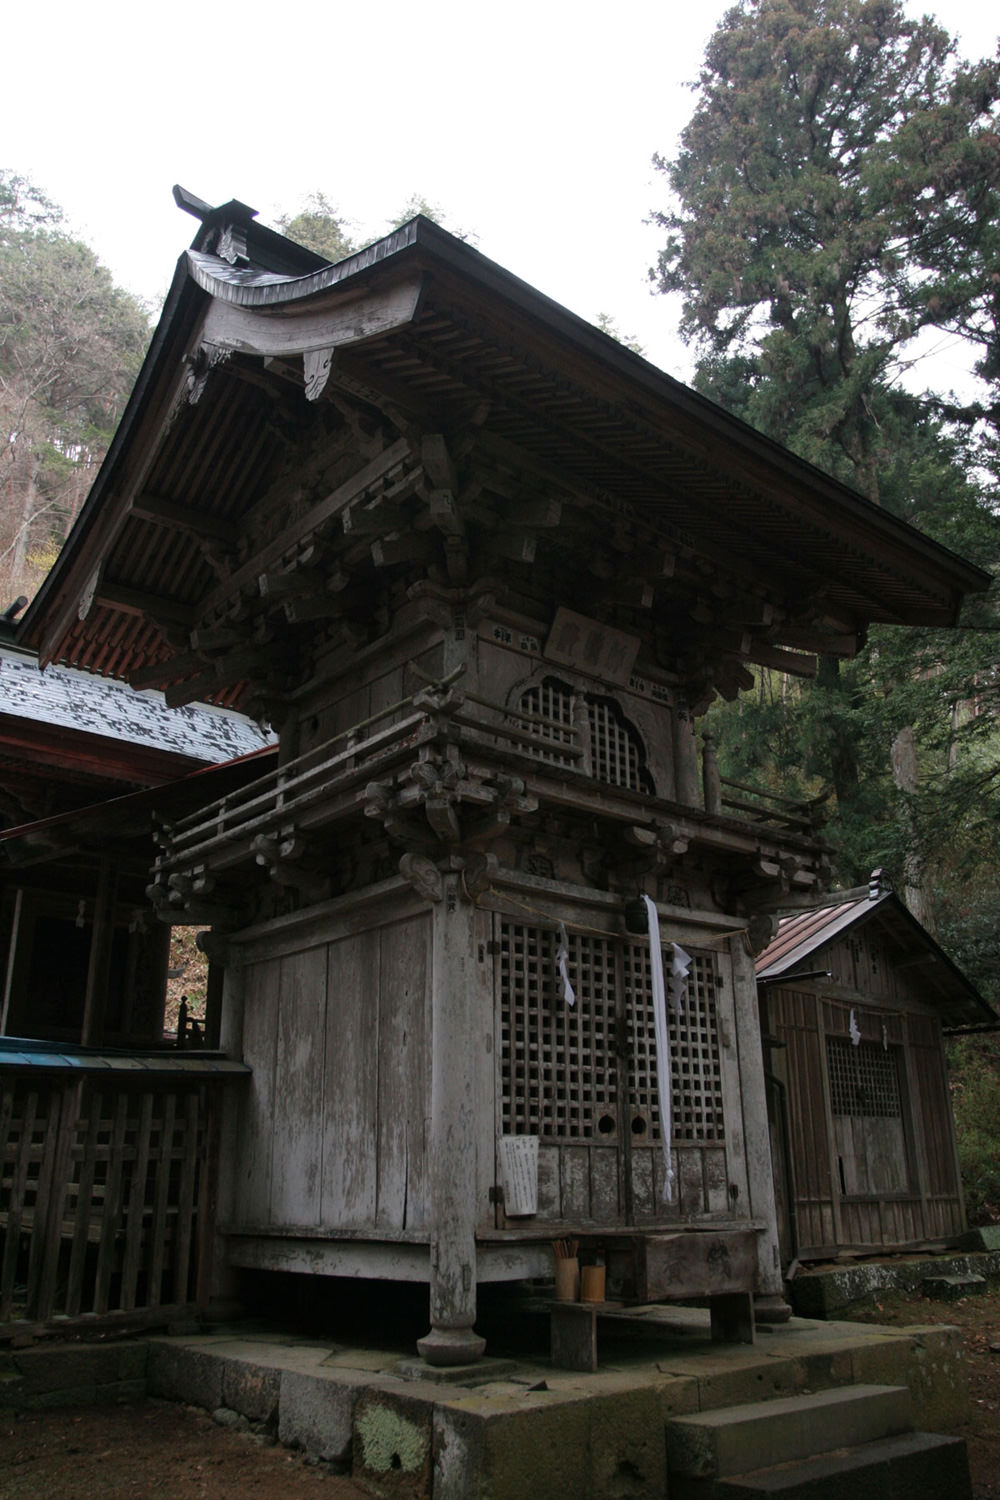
left=757, top=878, right=996, bottom=1265
left=9, top=191, right=989, bottom=1361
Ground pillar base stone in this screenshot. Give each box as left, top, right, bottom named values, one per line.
left=416, top=1326, right=487, bottom=1366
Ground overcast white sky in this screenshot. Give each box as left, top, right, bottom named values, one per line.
left=4, top=0, right=998, bottom=389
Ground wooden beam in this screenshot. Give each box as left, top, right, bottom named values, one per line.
left=775, top=627, right=861, bottom=658
left=421, top=434, right=458, bottom=493
left=748, top=643, right=819, bottom=679
left=164, top=672, right=218, bottom=709
left=95, top=582, right=194, bottom=629
left=131, top=492, right=237, bottom=546
left=128, top=651, right=207, bottom=691
left=372, top=532, right=435, bottom=568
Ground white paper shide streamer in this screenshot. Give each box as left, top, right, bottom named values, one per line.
left=642, top=895, right=689, bottom=1203
left=850, top=1008, right=861, bottom=1047
left=556, top=922, right=576, bottom=1006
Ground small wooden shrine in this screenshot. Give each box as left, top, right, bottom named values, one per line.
left=757, top=878, right=996, bottom=1264
left=11, top=192, right=988, bottom=1360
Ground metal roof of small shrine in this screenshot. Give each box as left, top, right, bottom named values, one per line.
left=756, top=888, right=996, bottom=1032
left=17, top=195, right=990, bottom=703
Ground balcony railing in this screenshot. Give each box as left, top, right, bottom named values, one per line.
left=149, top=674, right=825, bottom=899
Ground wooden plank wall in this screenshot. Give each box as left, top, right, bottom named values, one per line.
left=768, top=988, right=837, bottom=1252
left=234, top=914, right=432, bottom=1236
left=908, top=1013, right=964, bottom=1238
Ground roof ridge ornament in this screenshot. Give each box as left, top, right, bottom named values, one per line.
left=172, top=186, right=258, bottom=266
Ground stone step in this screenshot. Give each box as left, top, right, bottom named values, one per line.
left=716, top=1430, right=972, bottom=1499
left=921, top=1273, right=987, bottom=1301
left=666, top=1384, right=912, bottom=1481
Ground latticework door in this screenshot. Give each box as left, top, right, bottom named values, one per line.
left=497, top=920, right=743, bottom=1224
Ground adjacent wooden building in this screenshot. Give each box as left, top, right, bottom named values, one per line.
left=757, top=880, right=996, bottom=1263
left=7, top=193, right=989, bottom=1360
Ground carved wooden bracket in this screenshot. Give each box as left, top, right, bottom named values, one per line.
left=251, top=829, right=329, bottom=902
left=364, top=754, right=537, bottom=848
left=744, top=912, right=780, bottom=957
left=399, top=852, right=444, bottom=903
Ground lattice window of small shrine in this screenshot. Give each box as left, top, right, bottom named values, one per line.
left=826, top=1035, right=910, bottom=1197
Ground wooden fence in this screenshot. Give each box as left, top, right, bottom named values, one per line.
left=0, top=1059, right=242, bottom=1331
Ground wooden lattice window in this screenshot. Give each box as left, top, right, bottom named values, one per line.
left=517, top=680, right=577, bottom=766
left=622, top=943, right=725, bottom=1142
left=587, top=698, right=646, bottom=791
left=499, top=924, right=617, bottom=1139
left=499, top=923, right=724, bottom=1143
left=827, top=1037, right=902, bottom=1118
left=516, top=679, right=651, bottom=792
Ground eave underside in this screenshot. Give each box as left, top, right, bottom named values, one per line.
left=32, top=264, right=976, bottom=700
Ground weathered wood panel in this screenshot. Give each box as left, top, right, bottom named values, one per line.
left=630, top=1146, right=655, bottom=1219
left=770, top=988, right=835, bottom=1253
left=376, top=916, right=431, bottom=1232
left=590, top=1145, right=620, bottom=1220
left=236, top=958, right=281, bottom=1224
left=321, top=929, right=379, bottom=1229
left=560, top=1147, right=592, bottom=1219
left=833, top=1114, right=907, bottom=1196
left=270, top=948, right=327, bottom=1226
left=909, top=1016, right=960, bottom=1198
left=678, top=1148, right=706, bottom=1216
left=535, top=1143, right=561, bottom=1218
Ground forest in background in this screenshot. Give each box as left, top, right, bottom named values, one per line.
left=2, top=0, right=999, bottom=1212
left=649, top=0, right=1000, bottom=1218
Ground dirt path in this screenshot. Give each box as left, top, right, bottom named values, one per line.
left=0, top=1398, right=368, bottom=1499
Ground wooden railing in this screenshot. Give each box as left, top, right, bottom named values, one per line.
left=150, top=679, right=586, bottom=883
left=718, top=775, right=829, bottom=836
left=150, top=682, right=826, bottom=894
left=0, top=1052, right=246, bottom=1332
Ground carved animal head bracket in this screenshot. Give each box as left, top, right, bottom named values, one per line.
left=365, top=752, right=537, bottom=849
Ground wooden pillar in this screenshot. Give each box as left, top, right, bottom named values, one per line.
left=208, top=947, right=245, bottom=1303
left=417, top=870, right=489, bottom=1366
left=673, top=698, right=701, bottom=807
left=702, top=734, right=722, bottom=816
left=81, top=860, right=117, bottom=1047
left=729, top=937, right=786, bottom=1307
left=0, top=888, right=24, bottom=1035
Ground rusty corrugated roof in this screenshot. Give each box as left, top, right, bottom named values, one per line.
left=756, top=894, right=875, bottom=976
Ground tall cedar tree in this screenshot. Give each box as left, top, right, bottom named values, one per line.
left=649, top=0, right=1000, bottom=968
left=651, top=0, right=1000, bottom=498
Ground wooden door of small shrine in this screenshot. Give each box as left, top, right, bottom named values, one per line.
left=495, top=919, right=746, bottom=1226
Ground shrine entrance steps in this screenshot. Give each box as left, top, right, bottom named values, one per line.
left=665, top=1383, right=970, bottom=1498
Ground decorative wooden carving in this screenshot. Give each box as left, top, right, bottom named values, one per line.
left=399, top=852, right=443, bottom=903
left=185, top=343, right=230, bottom=405
left=303, top=347, right=335, bottom=402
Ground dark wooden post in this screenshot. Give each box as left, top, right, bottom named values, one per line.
left=81, top=860, right=117, bottom=1047
left=673, top=698, right=701, bottom=807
